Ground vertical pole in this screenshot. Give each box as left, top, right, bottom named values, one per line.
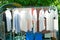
left=36, top=8, right=41, bottom=32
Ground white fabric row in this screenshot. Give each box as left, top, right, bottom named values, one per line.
left=33, top=8, right=58, bottom=33
left=4, top=8, right=58, bottom=34
left=32, top=9, right=45, bottom=33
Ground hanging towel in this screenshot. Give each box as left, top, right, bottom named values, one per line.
left=5, top=9, right=12, bottom=32
left=49, top=10, right=56, bottom=31
left=33, top=9, right=37, bottom=33
left=45, top=10, right=52, bottom=31
left=20, top=9, right=27, bottom=32
left=54, top=9, right=58, bottom=31
left=26, top=8, right=32, bottom=32
left=39, top=9, right=45, bottom=32
left=13, top=9, right=20, bottom=34
left=45, top=9, right=57, bottom=31
left=50, top=9, right=58, bottom=39
left=19, top=8, right=33, bottom=32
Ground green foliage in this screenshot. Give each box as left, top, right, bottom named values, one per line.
left=14, top=0, right=52, bottom=6
left=0, top=0, right=55, bottom=6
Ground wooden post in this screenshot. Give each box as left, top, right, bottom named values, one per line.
left=36, top=8, right=41, bottom=32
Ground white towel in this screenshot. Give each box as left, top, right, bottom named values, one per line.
left=33, top=9, right=37, bottom=33
left=20, top=8, right=32, bottom=32
left=5, top=9, right=12, bottom=32
left=13, top=8, right=32, bottom=32
left=45, top=10, right=52, bottom=31
left=45, top=10, right=57, bottom=31
left=39, top=9, right=45, bottom=32
left=19, top=9, right=27, bottom=32
left=26, top=8, right=32, bottom=31
left=54, top=9, right=58, bottom=31
left=13, top=9, right=20, bottom=33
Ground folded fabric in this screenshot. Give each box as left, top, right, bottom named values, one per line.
left=35, top=32, right=43, bottom=40
left=26, top=31, right=34, bottom=40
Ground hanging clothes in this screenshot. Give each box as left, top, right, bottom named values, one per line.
left=45, top=9, right=58, bottom=40
left=5, top=9, right=12, bottom=32
left=50, top=9, right=58, bottom=39
left=25, top=8, right=32, bottom=32
left=45, top=10, right=52, bottom=31
left=13, top=9, right=20, bottom=34
left=17, top=8, right=32, bottom=32
left=49, top=10, right=56, bottom=31
left=39, top=9, right=45, bottom=32
left=19, top=9, right=27, bottom=32
left=54, top=9, right=58, bottom=31
left=33, top=9, right=37, bottom=33
left=32, top=8, right=34, bottom=32
left=45, top=9, right=57, bottom=31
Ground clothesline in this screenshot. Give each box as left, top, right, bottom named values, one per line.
left=4, top=8, right=58, bottom=33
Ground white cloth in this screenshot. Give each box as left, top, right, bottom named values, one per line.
left=18, top=8, right=33, bottom=32
left=45, top=9, right=58, bottom=40
left=33, top=9, right=37, bottom=33
left=13, top=9, right=20, bottom=33
left=39, top=9, right=45, bottom=32
left=13, top=8, right=33, bottom=32
left=45, top=10, right=57, bottom=31
left=19, top=9, right=27, bottom=32
left=54, top=9, right=58, bottom=31
left=5, top=9, right=12, bottom=32
left=25, top=8, right=32, bottom=31
left=51, top=9, right=58, bottom=40
left=45, top=10, right=53, bottom=31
